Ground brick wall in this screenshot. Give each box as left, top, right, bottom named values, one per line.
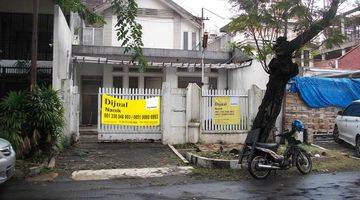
left=339, top=45, right=360, bottom=70
left=284, top=93, right=340, bottom=143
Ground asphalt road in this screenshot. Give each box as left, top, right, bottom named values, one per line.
left=1, top=171, right=359, bottom=200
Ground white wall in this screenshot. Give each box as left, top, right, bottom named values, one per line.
left=108, top=0, right=200, bottom=50
left=53, top=5, right=72, bottom=90
left=53, top=5, right=79, bottom=141
left=137, top=0, right=168, bottom=9
left=228, top=60, right=269, bottom=91
left=180, top=20, right=200, bottom=50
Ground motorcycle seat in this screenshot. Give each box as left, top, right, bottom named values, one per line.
left=256, top=142, right=279, bottom=150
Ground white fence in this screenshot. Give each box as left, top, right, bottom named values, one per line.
left=97, top=88, right=162, bottom=141
left=201, top=89, right=249, bottom=133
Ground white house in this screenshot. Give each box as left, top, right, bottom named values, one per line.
left=73, top=0, right=251, bottom=125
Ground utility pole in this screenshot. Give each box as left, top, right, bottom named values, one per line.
left=200, top=8, right=224, bottom=89
left=30, top=0, right=39, bottom=91
left=200, top=8, right=209, bottom=89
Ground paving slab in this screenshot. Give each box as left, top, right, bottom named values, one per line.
left=56, top=133, right=182, bottom=177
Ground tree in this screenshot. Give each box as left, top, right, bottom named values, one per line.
left=229, top=0, right=343, bottom=142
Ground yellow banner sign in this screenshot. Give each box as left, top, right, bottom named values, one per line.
left=101, top=94, right=160, bottom=126
left=213, top=97, right=240, bottom=125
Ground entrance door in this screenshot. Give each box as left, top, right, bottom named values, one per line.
left=81, top=76, right=102, bottom=125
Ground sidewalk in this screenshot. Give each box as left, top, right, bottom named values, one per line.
left=55, top=131, right=184, bottom=178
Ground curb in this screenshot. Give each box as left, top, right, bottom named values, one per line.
left=71, top=166, right=194, bottom=181
left=168, top=144, right=189, bottom=164
left=185, top=152, right=242, bottom=169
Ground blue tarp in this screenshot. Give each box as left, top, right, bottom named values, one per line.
left=289, top=77, right=360, bottom=108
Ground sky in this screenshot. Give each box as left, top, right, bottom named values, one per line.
left=172, top=0, right=359, bottom=34
left=172, top=0, right=235, bottom=34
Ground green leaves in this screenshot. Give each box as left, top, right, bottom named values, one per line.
left=112, top=0, right=147, bottom=69
left=0, top=87, right=64, bottom=158
left=56, top=0, right=105, bottom=25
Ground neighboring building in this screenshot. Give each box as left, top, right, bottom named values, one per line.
left=72, top=0, right=250, bottom=125
left=0, top=0, right=79, bottom=141
left=0, top=0, right=54, bottom=98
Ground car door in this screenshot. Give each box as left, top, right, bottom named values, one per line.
left=337, top=104, right=354, bottom=142
left=346, top=103, right=360, bottom=146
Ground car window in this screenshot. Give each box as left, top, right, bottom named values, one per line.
left=343, top=103, right=360, bottom=117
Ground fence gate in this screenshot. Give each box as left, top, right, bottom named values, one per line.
left=201, top=89, right=249, bottom=133
left=98, top=88, right=162, bottom=141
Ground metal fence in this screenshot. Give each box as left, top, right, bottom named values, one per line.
left=201, top=89, right=249, bottom=133
left=97, top=88, right=162, bottom=136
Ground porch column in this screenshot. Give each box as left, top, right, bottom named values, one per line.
left=301, top=50, right=305, bottom=67
left=139, top=74, right=145, bottom=88
left=309, top=51, right=314, bottom=67
left=165, top=67, right=177, bottom=88
left=217, top=69, right=227, bottom=89
left=123, top=66, right=129, bottom=88
left=103, top=64, right=113, bottom=87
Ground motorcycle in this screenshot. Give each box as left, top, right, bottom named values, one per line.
left=239, top=120, right=312, bottom=179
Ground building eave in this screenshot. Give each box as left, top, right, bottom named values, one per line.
left=72, top=45, right=251, bottom=68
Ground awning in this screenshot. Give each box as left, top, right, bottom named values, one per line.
left=73, top=56, right=252, bottom=69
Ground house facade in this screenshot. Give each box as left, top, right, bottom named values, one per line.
left=73, top=0, right=250, bottom=125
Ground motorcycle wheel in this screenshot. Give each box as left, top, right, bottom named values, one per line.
left=248, top=155, right=271, bottom=179
left=296, top=150, right=312, bottom=174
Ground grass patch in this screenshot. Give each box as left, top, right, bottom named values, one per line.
left=195, top=151, right=238, bottom=160
left=189, top=145, right=360, bottom=180
left=173, top=143, right=197, bottom=150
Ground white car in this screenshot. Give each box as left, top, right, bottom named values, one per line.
left=0, top=138, right=16, bottom=184
left=334, top=100, right=360, bottom=156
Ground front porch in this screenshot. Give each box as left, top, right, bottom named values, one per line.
left=72, top=45, right=252, bottom=126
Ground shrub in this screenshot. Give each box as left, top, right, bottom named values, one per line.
left=0, top=87, right=64, bottom=158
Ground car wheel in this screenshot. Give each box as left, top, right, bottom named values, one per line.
left=356, top=136, right=360, bottom=156
left=333, top=125, right=342, bottom=143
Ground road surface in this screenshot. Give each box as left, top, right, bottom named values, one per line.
left=0, top=171, right=359, bottom=200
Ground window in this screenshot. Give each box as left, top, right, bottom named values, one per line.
left=343, top=103, right=360, bottom=117
left=192, top=32, right=197, bottom=50
left=129, top=77, right=139, bottom=88
left=113, top=76, right=123, bottom=88
left=209, top=77, right=218, bottom=89
left=0, top=13, right=53, bottom=60
left=183, top=32, right=188, bottom=50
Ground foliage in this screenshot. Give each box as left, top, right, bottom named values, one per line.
left=228, top=0, right=349, bottom=73
left=0, top=87, right=64, bottom=158
left=56, top=0, right=105, bottom=25
left=112, top=0, right=147, bottom=70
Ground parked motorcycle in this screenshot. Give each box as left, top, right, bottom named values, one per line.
left=239, top=120, right=312, bottom=179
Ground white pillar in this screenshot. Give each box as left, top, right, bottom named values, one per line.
left=103, top=64, right=113, bottom=87
left=217, top=69, right=227, bottom=89
left=309, top=51, right=314, bottom=68
left=165, top=67, right=177, bottom=89
left=301, top=50, right=305, bottom=67
left=139, top=73, right=145, bottom=88
left=123, top=66, right=129, bottom=88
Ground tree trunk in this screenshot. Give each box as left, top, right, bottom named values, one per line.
left=251, top=39, right=298, bottom=142
left=251, top=0, right=340, bottom=142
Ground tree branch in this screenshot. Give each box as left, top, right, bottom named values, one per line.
left=289, top=0, right=340, bottom=52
